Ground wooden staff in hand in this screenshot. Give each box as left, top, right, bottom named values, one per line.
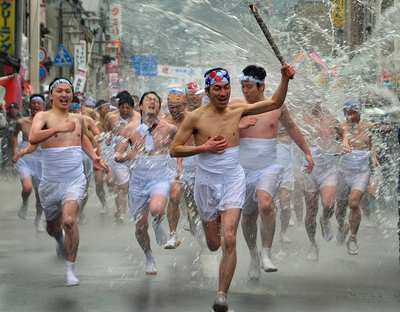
left=249, top=4, right=293, bottom=78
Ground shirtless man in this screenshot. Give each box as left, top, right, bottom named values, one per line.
left=335, top=99, right=379, bottom=255
left=300, top=92, right=348, bottom=261
left=276, top=125, right=297, bottom=242
left=229, top=65, right=313, bottom=279
left=164, top=89, right=204, bottom=249
left=68, top=97, right=105, bottom=217
left=185, top=82, right=203, bottom=111
left=11, top=94, right=45, bottom=232
left=104, top=91, right=139, bottom=223
left=115, top=91, right=177, bottom=274
left=94, top=100, right=114, bottom=214
left=29, top=78, right=105, bottom=286
left=170, top=65, right=295, bottom=312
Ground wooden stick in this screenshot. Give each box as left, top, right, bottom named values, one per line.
left=249, top=4, right=286, bottom=66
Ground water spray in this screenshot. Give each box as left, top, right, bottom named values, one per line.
left=249, top=4, right=286, bottom=66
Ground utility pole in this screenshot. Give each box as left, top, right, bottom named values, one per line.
left=30, top=0, right=40, bottom=92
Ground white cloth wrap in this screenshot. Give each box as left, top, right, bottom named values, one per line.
left=110, top=159, right=130, bottom=185
left=42, top=146, right=84, bottom=182
left=336, top=150, right=371, bottom=199
left=239, top=138, right=277, bottom=169
left=82, top=152, right=93, bottom=182
left=302, top=147, right=337, bottom=192
left=17, top=142, right=42, bottom=187
left=168, top=154, right=197, bottom=184
left=129, top=154, right=171, bottom=219
left=194, top=146, right=245, bottom=222
left=338, top=150, right=370, bottom=174
left=277, top=144, right=294, bottom=191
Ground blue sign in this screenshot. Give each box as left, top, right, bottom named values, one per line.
left=54, top=44, right=73, bottom=67
left=131, top=55, right=157, bottom=76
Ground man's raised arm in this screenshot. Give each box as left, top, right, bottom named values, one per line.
left=242, top=65, right=295, bottom=116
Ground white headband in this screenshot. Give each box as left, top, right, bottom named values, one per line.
left=95, top=102, right=110, bottom=111
left=237, top=72, right=264, bottom=84
left=49, top=79, right=73, bottom=92
left=30, top=96, right=44, bottom=104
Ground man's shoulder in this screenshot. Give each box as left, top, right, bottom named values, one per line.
left=229, top=97, right=246, bottom=105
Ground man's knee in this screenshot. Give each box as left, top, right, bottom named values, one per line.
left=258, top=199, right=274, bottom=217
left=223, top=231, right=236, bottom=250
left=63, top=215, right=77, bottom=230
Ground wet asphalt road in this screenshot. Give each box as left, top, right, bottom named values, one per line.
left=1, top=176, right=399, bottom=312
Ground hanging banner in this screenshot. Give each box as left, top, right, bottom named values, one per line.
left=157, top=65, right=207, bottom=79
left=109, top=4, right=122, bottom=41
left=0, top=0, right=14, bottom=55
left=73, top=67, right=87, bottom=94
left=74, top=40, right=87, bottom=72
left=0, top=74, right=22, bottom=111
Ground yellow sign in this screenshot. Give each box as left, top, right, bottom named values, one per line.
left=0, top=0, right=14, bottom=55
left=331, top=0, right=344, bottom=28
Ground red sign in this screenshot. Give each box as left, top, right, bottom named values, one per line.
left=0, top=74, right=23, bottom=112
left=107, top=71, right=120, bottom=84
left=39, top=47, right=47, bottom=64
left=107, top=56, right=120, bottom=69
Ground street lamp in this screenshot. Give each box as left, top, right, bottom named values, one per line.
left=66, top=28, right=82, bottom=45
left=87, top=15, right=102, bottom=31
left=108, top=42, right=118, bottom=58
left=91, top=55, right=103, bottom=69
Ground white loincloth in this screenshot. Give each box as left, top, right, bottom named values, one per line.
left=129, top=154, right=171, bottom=218
left=82, top=152, right=93, bottom=182
left=41, top=146, right=84, bottom=182
left=239, top=138, right=277, bottom=169
left=302, top=147, right=337, bottom=193
left=17, top=142, right=42, bottom=188
left=239, top=139, right=284, bottom=215
left=39, top=146, right=86, bottom=221
left=336, top=150, right=370, bottom=199
left=194, top=146, right=245, bottom=222
left=277, top=144, right=294, bottom=191
left=168, top=154, right=197, bottom=184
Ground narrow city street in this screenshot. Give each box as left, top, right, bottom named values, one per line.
left=1, top=176, right=399, bottom=312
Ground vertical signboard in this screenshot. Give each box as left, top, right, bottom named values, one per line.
left=331, top=0, right=344, bottom=28
left=0, top=0, right=14, bottom=55
left=109, top=4, right=122, bottom=41
left=74, top=40, right=86, bottom=72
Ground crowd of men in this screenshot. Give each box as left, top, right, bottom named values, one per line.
left=6, top=62, right=388, bottom=312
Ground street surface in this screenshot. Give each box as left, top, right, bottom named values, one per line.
left=0, top=176, right=399, bottom=312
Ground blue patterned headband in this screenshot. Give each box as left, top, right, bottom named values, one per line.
left=49, top=79, right=73, bottom=93
left=205, top=69, right=230, bottom=88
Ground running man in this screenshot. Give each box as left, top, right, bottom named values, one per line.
left=170, top=65, right=295, bottom=312
left=94, top=100, right=114, bottom=214
left=12, top=94, right=45, bottom=232
left=335, top=99, right=379, bottom=255
left=164, top=89, right=204, bottom=249
left=300, top=92, right=349, bottom=261
left=230, top=65, right=313, bottom=279
left=29, top=78, right=106, bottom=286
left=104, top=91, right=139, bottom=223
left=185, top=82, right=203, bottom=111
left=115, top=91, right=177, bottom=274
